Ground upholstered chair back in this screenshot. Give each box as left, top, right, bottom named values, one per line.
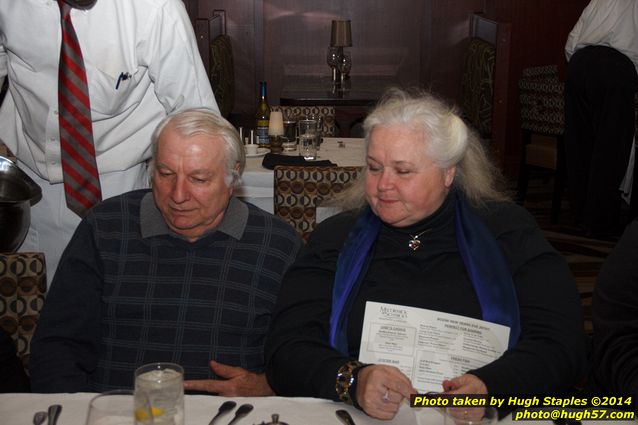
left=270, top=106, right=336, bottom=137
left=0, top=252, right=47, bottom=372
left=274, top=166, right=362, bottom=242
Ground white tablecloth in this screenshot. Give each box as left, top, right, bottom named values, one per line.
left=2, top=393, right=635, bottom=425
left=0, top=393, right=421, bottom=425
left=0, top=393, right=636, bottom=425
left=236, top=137, right=365, bottom=213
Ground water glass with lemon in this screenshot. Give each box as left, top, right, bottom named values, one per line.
left=134, top=363, right=184, bottom=425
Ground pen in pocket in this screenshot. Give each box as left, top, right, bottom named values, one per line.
left=115, top=72, right=131, bottom=90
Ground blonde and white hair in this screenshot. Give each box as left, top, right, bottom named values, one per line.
left=339, top=88, right=509, bottom=210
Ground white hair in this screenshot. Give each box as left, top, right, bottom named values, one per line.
left=150, top=108, right=245, bottom=188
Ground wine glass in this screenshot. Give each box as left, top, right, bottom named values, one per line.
left=326, top=47, right=340, bottom=81
left=86, top=390, right=153, bottom=425
left=338, top=52, right=352, bottom=85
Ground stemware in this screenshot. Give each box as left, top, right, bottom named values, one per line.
left=326, top=47, right=341, bottom=81
left=338, top=52, right=352, bottom=85
left=86, top=390, right=153, bottom=425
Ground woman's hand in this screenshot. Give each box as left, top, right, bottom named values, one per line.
left=183, top=360, right=274, bottom=396
left=356, top=365, right=416, bottom=420
left=442, top=374, right=489, bottom=423
left=442, top=373, right=487, bottom=395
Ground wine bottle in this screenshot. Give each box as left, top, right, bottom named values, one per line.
left=255, top=81, right=270, bottom=147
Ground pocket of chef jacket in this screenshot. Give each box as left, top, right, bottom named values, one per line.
left=86, top=65, right=145, bottom=116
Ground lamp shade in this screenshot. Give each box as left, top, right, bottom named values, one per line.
left=330, top=20, right=352, bottom=47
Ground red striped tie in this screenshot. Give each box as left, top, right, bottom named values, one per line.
left=58, top=0, right=102, bottom=216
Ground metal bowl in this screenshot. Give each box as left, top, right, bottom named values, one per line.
left=0, top=156, right=42, bottom=253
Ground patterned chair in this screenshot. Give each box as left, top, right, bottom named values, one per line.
left=460, top=38, right=495, bottom=140
left=210, top=33, right=235, bottom=118
left=459, top=14, right=511, bottom=159
left=516, top=65, right=566, bottom=223
left=270, top=105, right=336, bottom=137
left=273, top=165, right=362, bottom=242
left=195, top=11, right=235, bottom=118
left=0, top=252, right=47, bottom=373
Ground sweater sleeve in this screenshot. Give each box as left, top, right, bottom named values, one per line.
left=265, top=214, right=355, bottom=400
left=30, top=218, right=104, bottom=392
left=590, top=219, right=638, bottom=398
left=469, top=204, right=587, bottom=395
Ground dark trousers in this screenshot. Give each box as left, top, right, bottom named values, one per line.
left=564, top=45, right=638, bottom=236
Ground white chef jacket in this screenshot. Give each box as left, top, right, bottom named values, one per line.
left=0, top=0, right=219, bottom=284
left=565, top=0, right=638, bottom=72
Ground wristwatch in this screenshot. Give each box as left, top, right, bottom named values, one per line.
left=335, top=360, right=366, bottom=405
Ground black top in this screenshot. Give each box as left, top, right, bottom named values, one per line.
left=265, top=196, right=587, bottom=401
left=590, top=218, right=638, bottom=403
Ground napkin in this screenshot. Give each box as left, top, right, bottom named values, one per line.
left=261, top=153, right=336, bottom=170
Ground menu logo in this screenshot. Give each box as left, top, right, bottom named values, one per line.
left=379, top=306, right=408, bottom=320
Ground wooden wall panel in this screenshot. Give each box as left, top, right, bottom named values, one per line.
left=192, top=0, right=589, bottom=177
left=263, top=1, right=424, bottom=111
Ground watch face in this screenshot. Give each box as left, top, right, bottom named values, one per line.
left=62, top=0, right=97, bottom=9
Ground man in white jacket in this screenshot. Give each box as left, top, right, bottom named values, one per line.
left=0, top=0, right=219, bottom=284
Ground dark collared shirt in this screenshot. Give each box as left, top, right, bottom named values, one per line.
left=30, top=190, right=302, bottom=392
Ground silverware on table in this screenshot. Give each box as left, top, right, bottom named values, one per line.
left=209, top=400, right=237, bottom=425
left=336, top=409, right=356, bottom=425
left=47, top=404, right=62, bottom=425
left=33, top=411, right=47, bottom=425
left=227, top=403, right=253, bottom=425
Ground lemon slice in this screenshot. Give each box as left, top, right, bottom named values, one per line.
left=135, top=407, right=165, bottom=422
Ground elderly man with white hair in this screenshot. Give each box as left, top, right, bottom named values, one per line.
left=30, top=108, right=302, bottom=395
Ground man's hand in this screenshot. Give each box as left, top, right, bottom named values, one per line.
left=183, top=361, right=274, bottom=396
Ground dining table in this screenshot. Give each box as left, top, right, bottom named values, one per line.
left=280, top=75, right=397, bottom=137
left=235, top=137, right=365, bottom=214
left=1, top=392, right=636, bottom=425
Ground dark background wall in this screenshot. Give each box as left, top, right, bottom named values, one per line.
left=186, top=0, right=590, bottom=177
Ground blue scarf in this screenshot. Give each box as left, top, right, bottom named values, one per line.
left=328, top=193, right=521, bottom=355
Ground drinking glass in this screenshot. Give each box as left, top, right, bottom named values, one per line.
left=338, top=52, right=352, bottom=85
left=442, top=406, right=497, bottom=425
left=326, top=47, right=341, bottom=81
left=299, top=133, right=317, bottom=160
left=134, top=363, right=184, bottom=425
left=86, top=390, right=153, bottom=425
left=298, top=118, right=318, bottom=160
left=282, top=119, right=298, bottom=152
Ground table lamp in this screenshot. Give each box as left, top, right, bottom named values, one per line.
left=329, top=20, right=352, bottom=83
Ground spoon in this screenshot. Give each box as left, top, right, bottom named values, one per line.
left=209, top=400, right=237, bottom=425
left=47, top=405, right=62, bottom=425
left=227, top=403, right=253, bottom=425
left=33, top=411, right=47, bottom=425
left=336, top=409, right=356, bottom=425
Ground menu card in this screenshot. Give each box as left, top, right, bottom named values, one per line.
left=358, top=301, right=509, bottom=393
